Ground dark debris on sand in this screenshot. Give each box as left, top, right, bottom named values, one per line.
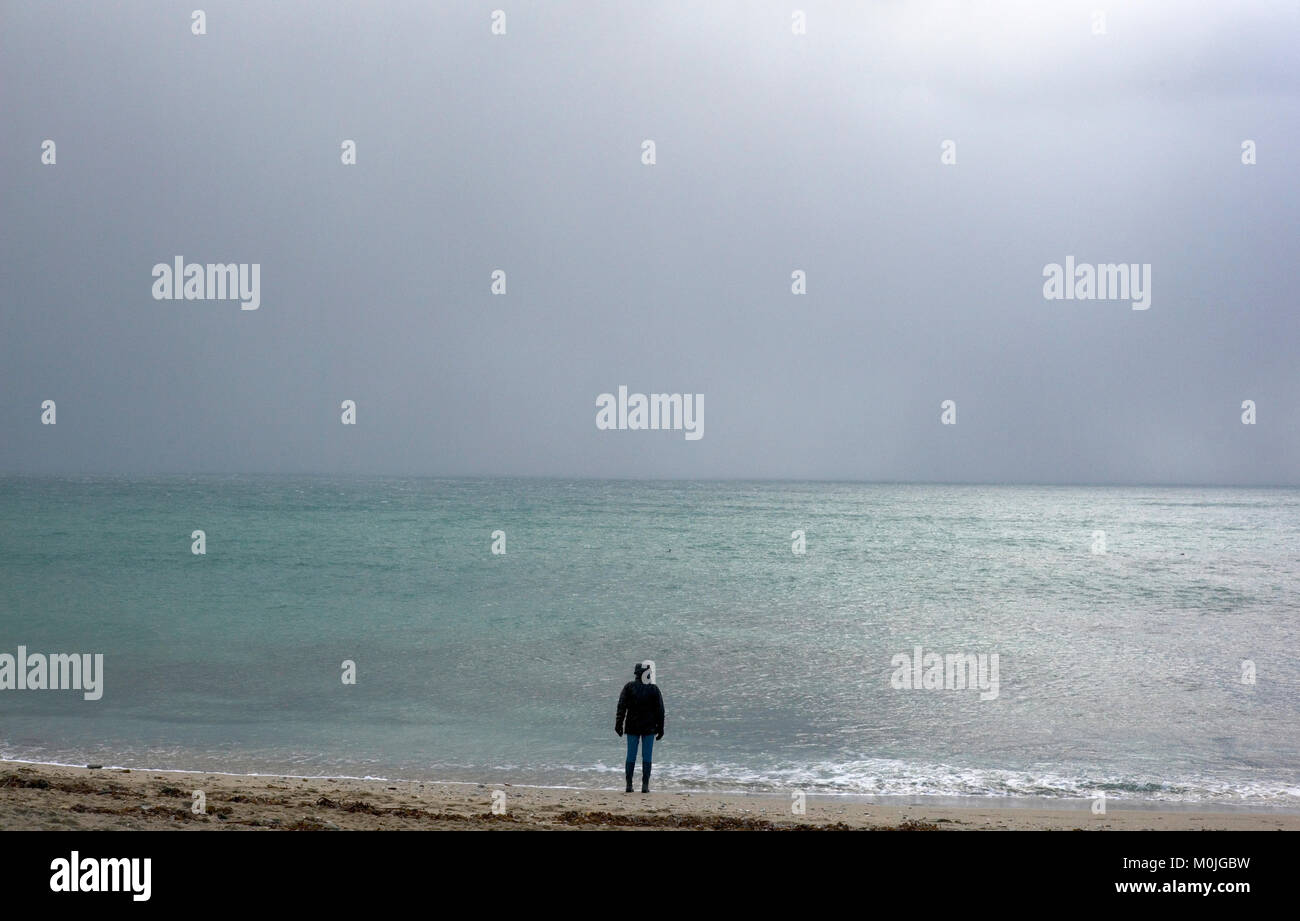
left=551, top=810, right=940, bottom=831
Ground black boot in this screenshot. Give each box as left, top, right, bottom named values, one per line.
left=625, top=762, right=635, bottom=793
left=641, top=761, right=652, bottom=793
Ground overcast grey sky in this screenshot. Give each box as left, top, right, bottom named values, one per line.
left=3, top=1, right=1298, bottom=483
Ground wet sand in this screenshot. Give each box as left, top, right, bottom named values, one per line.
left=3, top=761, right=1296, bottom=831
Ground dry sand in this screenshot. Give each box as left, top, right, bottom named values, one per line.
left=2, top=760, right=1295, bottom=831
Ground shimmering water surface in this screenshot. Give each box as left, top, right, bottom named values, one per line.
left=2, top=477, right=1297, bottom=805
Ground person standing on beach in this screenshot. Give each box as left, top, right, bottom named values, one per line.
left=615, top=662, right=665, bottom=793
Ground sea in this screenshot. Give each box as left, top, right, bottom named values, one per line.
left=1, top=476, right=1297, bottom=808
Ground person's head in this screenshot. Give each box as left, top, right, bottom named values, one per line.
left=634, top=661, right=654, bottom=683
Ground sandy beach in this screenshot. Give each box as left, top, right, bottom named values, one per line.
left=3, top=761, right=1296, bottom=831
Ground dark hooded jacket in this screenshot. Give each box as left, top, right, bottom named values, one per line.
left=616, top=681, right=665, bottom=737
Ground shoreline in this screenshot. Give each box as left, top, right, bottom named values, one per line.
left=6, top=757, right=1297, bottom=814
left=3, top=760, right=1297, bottom=831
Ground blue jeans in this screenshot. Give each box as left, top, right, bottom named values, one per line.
left=626, top=733, right=655, bottom=763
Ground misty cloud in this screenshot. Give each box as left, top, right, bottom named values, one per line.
left=2, top=1, right=1297, bottom=483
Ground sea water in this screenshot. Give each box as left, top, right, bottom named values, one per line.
left=1, top=476, right=1297, bottom=806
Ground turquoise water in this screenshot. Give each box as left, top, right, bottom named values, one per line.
left=1, top=477, right=1297, bottom=805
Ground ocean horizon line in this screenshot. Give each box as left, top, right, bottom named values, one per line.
left=2, top=472, right=1299, bottom=490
